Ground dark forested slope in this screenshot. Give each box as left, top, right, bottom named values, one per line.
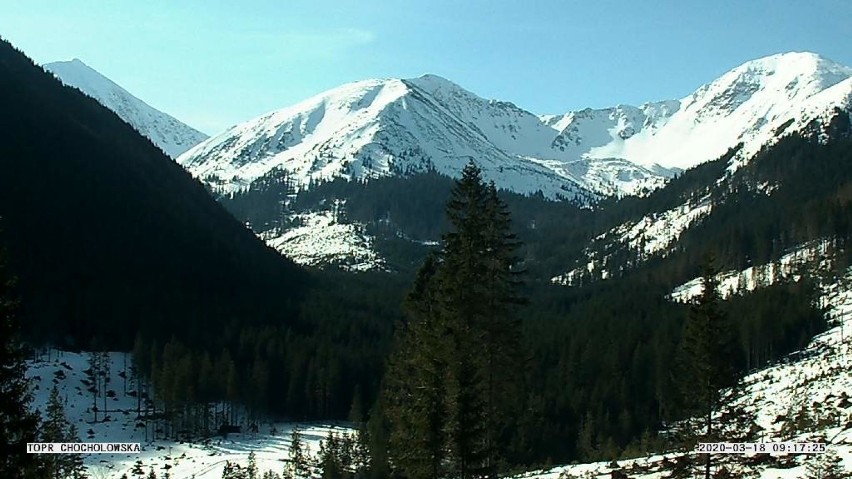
left=0, top=39, right=307, bottom=348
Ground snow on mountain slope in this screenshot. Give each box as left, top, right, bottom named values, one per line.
left=670, top=239, right=837, bottom=302
left=261, top=209, right=387, bottom=271
left=44, top=59, right=208, bottom=158
left=733, top=269, right=852, bottom=437
left=179, top=52, right=851, bottom=202
left=551, top=195, right=714, bottom=285
left=406, top=74, right=563, bottom=159
left=179, top=76, right=597, bottom=200
left=541, top=101, right=680, bottom=161
left=586, top=52, right=852, bottom=171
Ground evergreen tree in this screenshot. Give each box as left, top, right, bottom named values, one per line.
left=339, top=433, right=355, bottom=473
left=87, top=351, right=103, bottom=423
left=65, top=423, right=86, bottom=478
left=436, top=163, right=525, bottom=479
left=42, top=385, right=85, bottom=478
left=286, top=429, right=310, bottom=479
left=0, top=245, right=42, bottom=478
left=385, top=255, right=448, bottom=479
left=42, top=385, right=66, bottom=477
left=366, top=400, right=391, bottom=479
left=478, top=182, right=525, bottom=471
left=319, top=431, right=344, bottom=479
left=247, top=451, right=258, bottom=479
left=676, top=256, right=738, bottom=479
left=222, top=461, right=245, bottom=479
left=353, top=423, right=371, bottom=479
left=576, top=411, right=598, bottom=461
left=806, top=449, right=847, bottom=479
left=383, top=161, right=526, bottom=479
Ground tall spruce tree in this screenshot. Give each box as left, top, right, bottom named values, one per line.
left=477, top=182, right=525, bottom=472
left=384, top=161, right=525, bottom=479
left=676, top=256, right=738, bottom=479
left=385, top=255, right=448, bottom=479
left=0, top=245, right=43, bottom=478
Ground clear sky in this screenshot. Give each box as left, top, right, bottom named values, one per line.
left=1, top=0, right=850, bottom=135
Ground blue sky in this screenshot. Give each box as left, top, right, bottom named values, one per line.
left=1, top=0, right=850, bottom=135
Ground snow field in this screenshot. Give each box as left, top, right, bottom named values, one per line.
left=27, top=351, right=353, bottom=479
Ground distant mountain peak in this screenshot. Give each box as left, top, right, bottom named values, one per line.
left=408, top=73, right=466, bottom=90
left=179, top=52, right=852, bottom=201
left=44, top=59, right=208, bottom=158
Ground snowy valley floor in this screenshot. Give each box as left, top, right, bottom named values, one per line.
left=27, top=350, right=350, bottom=478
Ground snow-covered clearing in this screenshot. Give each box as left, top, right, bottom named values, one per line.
left=262, top=210, right=387, bottom=272
left=27, top=351, right=352, bottom=479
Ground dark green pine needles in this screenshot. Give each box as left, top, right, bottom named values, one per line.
left=384, top=161, right=526, bottom=479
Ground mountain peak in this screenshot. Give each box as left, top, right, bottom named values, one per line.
left=48, top=57, right=98, bottom=75
left=44, top=59, right=208, bottom=157
left=179, top=51, right=852, bottom=201
left=684, top=51, right=852, bottom=116
left=721, top=51, right=852, bottom=93
left=411, top=73, right=457, bottom=86
left=741, top=51, right=843, bottom=69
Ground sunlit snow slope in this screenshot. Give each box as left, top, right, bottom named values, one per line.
left=179, top=52, right=852, bottom=202
left=44, top=59, right=208, bottom=158
left=579, top=52, right=852, bottom=171
left=261, top=210, right=387, bottom=272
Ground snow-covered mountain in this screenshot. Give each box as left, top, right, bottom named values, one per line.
left=44, top=59, right=208, bottom=158
left=178, top=75, right=610, bottom=201
left=179, top=52, right=852, bottom=201
left=575, top=52, right=852, bottom=172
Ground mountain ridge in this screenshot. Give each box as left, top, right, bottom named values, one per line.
left=44, top=58, right=208, bottom=158
left=179, top=51, right=852, bottom=202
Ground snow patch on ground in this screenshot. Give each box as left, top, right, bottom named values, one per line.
left=735, top=269, right=852, bottom=437
left=552, top=196, right=713, bottom=285
left=614, top=196, right=713, bottom=257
